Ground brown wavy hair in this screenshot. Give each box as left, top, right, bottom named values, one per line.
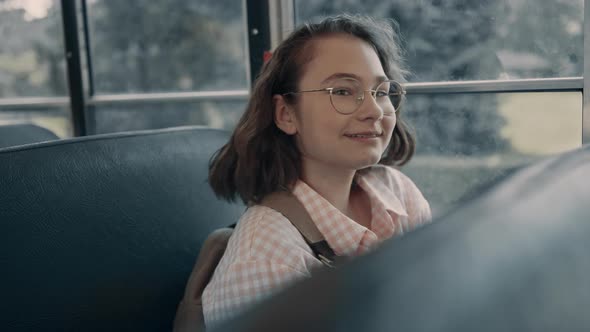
left=209, top=14, right=415, bottom=204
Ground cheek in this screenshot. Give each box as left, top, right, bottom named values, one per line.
left=383, top=115, right=397, bottom=141
left=294, top=99, right=337, bottom=150
left=297, top=97, right=339, bottom=132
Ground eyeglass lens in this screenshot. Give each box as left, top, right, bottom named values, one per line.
left=328, top=78, right=402, bottom=115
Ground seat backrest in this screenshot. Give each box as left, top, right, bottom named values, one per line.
left=216, top=144, right=590, bottom=332
left=0, top=126, right=244, bottom=332
left=0, top=123, right=59, bottom=148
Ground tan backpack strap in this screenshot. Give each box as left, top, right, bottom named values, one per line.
left=260, top=191, right=339, bottom=266
left=173, top=227, right=234, bottom=332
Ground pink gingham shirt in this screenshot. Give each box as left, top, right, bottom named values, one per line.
left=202, top=165, right=431, bottom=326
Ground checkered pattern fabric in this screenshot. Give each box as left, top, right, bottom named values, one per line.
left=202, top=165, right=431, bottom=327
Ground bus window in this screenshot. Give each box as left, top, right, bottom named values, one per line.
left=83, top=0, right=249, bottom=134
left=293, top=0, right=584, bottom=216
left=402, top=91, right=582, bottom=215
left=295, top=0, right=583, bottom=81
left=0, top=0, right=71, bottom=137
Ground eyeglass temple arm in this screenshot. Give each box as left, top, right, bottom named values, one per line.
left=283, top=88, right=331, bottom=96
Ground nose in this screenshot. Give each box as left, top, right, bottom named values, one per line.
left=356, top=90, right=384, bottom=120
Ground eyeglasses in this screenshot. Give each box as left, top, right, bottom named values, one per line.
left=283, top=78, right=405, bottom=115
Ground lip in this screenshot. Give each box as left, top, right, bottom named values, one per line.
left=343, top=131, right=383, bottom=138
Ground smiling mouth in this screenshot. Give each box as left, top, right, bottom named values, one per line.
left=344, top=132, right=383, bottom=138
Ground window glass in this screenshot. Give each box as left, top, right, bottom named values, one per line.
left=295, top=0, right=584, bottom=81
left=401, top=92, right=582, bottom=215
left=89, top=99, right=247, bottom=134
left=0, top=106, right=72, bottom=137
left=87, top=0, right=249, bottom=94
left=0, top=0, right=67, bottom=97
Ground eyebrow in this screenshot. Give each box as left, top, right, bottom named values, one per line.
left=321, top=73, right=389, bottom=85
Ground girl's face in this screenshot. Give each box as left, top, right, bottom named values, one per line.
left=279, top=34, right=397, bottom=173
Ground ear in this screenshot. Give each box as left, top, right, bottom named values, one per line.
left=273, top=94, right=298, bottom=135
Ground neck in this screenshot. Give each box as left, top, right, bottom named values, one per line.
left=300, top=161, right=356, bottom=215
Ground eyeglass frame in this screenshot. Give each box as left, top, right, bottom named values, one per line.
left=282, top=79, right=406, bottom=115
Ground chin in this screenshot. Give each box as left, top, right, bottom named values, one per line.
left=351, top=155, right=381, bottom=169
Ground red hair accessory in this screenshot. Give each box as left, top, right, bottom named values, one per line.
left=263, top=51, right=273, bottom=63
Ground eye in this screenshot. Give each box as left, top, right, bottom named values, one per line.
left=332, top=88, right=354, bottom=96
left=375, top=90, right=389, bottom=98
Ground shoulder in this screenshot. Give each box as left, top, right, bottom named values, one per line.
left=223, top=205, right=316, bottom=268
left=202, top=206, right=315, bottom=326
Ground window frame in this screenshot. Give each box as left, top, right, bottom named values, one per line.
left=584, top=0, right=590, bottom=144
left=0, top=0, right=588, bottom=143
left=277, top=0, right=589, bottom=144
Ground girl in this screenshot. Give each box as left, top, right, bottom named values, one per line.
left=202, top=14, right=431, bottom=326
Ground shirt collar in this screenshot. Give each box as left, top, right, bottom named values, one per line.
left=292, top=180, right=368, bottom=256
left=290, top=171, right=409, bottom=256
left=355, top=171, right=408, bottom=218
